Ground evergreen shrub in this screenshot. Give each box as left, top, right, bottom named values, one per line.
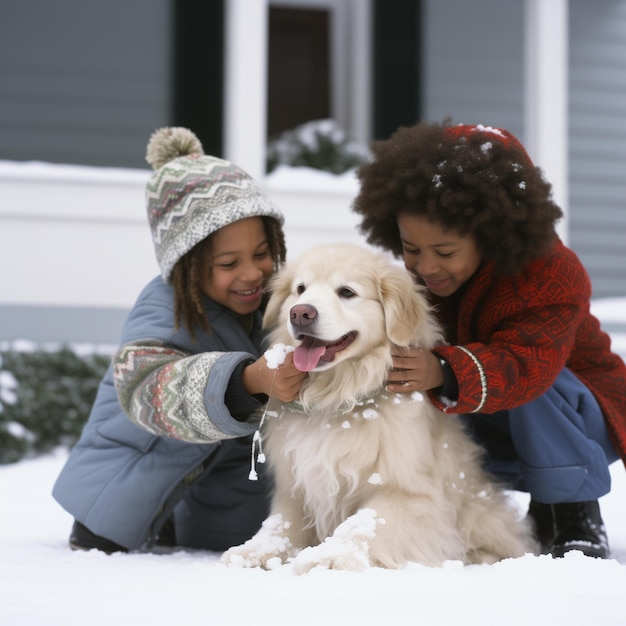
left=0, top=346, right=111, bottom=464
left=267, top=118, right=369, bottom=174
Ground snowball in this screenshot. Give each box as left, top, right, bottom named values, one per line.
left=264, top=343, right=295, bottom=369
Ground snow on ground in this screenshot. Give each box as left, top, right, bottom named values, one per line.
left=0, top=451, right=625, bottom=626
left=1, top=298, right=626, bottom=626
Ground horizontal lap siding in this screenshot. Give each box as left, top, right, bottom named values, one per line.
left=0, top=0, right=171, bottom=168
left=424, top=0, right=626, bottom=298
left=422, top=0, right=525, bottom=139
left=569, top=0, right=626, bottom=297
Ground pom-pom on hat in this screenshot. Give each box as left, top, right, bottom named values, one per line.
left=145, top=127, right=284, bottom=282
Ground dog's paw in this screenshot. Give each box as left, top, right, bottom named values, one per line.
left=292, top=541, right=370, bottom=574
left=221, top=545, right=285, bottom=570
left=292, top=508, right=382, bottom=574
left=220, top=514, right=295, bottom=570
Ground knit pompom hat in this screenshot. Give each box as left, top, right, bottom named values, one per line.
left=145, top=127, right=284, bottom=282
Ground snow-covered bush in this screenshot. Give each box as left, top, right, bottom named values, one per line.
left=0, top=346, right=111, bottom=463
left=0, top=356, right=18, bottom=408
left=267, top=119, right=370, bottom=174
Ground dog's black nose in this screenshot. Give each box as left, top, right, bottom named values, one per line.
left=290, top=304, right=317, bottom=329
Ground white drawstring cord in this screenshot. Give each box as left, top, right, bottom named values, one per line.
left=248, top=344, right=294, bottom=481
left=248, top=370, right=275, bottom=481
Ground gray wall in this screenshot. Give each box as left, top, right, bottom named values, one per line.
left=0, top=0, right=172, bottom=169
left=569, top=0, right=626, bottom=298
left=422, top=0, right=525, bottom=138
left=423, top=0, right=626, bottom=299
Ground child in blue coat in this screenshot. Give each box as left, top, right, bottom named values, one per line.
left=53, top=128, right=306, bottom=552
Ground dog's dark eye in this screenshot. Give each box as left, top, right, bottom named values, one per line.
left=338, top=287, right=356, bottom=298
left=296, top=283, right=306, bottom=295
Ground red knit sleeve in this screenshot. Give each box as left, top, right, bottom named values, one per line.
left=428, top=245, right=590, bottom=414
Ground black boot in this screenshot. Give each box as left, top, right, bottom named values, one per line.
left=527, top=500, right=556, bottom=554
left=69, top=521, right=128, bottom=554
left=551, top=500, right=609, bottom=559
left=527, top=500, right=609, bottom=559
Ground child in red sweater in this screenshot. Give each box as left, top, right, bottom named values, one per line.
left=353, top=121, right=626, bottom=559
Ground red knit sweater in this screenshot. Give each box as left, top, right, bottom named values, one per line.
left=428, top=240, right=626, bottom=463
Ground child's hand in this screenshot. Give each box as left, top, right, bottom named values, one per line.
left=386, top=345, right=444, bottom=393
left=243, top=352, right=307, bottom=402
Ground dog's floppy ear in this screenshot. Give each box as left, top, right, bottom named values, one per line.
left=262, top=266, right=293, bottom=330
left=379, top=264, right=442, bottom=348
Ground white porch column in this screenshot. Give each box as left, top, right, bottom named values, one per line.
left=224, top=0, right=269, bottom=180
left=524, top=0, right=569, bottom=243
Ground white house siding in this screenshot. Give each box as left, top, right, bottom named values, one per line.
left=569, top=0, right=626, bottom=298
left=0, top=162, right=362, bottom=344
left=0, top=0, right=171, bottom=169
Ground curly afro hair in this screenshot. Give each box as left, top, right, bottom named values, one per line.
left=353, top=121, right=563, bottom=275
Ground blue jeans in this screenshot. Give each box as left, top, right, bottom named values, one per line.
left=462, top=368, right=619, bottom=503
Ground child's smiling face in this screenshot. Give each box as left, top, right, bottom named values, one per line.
left=397, top=213, right=483, bottom=297
left=199, top=217, right=274, bottom=315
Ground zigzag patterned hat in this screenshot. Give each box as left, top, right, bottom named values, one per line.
left=145, top=127, right=284, bottom=282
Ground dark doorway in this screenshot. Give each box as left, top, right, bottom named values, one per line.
left=267, top=7, right=331, bottom=138
left=172, top=0, right=225, bottom=157
left=372, top=0, right=422, bottom=140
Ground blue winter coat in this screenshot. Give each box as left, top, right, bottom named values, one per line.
left=53, top=276, right=270, bottom=549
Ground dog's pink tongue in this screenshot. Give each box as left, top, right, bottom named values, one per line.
left=293, top=336, right=327, bottom=372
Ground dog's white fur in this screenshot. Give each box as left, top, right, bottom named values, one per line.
left=222, top=243, right=536, bottom=572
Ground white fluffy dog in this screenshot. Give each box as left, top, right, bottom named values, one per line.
left=222, top=243, right=536, bottom=572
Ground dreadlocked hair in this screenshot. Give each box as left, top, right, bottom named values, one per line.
left=170, top=216, right=287, bottom=341
left=353, top=120, right=563, bottom=275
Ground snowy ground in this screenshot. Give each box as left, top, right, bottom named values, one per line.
left=1, top=452, right=625, bottom=626
left=2, top=298, right=626, bottom=626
